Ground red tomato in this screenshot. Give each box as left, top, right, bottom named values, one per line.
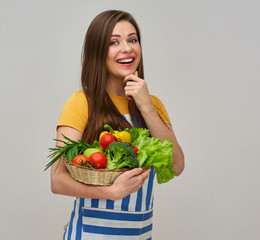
left=72, top=155, right=89, bottom=166
left=132, top=146, right=138, bottom=156
left=89, top=152, right=107, bottom=169
left=100, top=133, right=116, bottom=150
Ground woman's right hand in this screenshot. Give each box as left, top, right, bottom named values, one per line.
left=109, top=168, right=151, bottom=200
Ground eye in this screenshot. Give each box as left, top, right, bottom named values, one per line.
left=110, top=40, right=118, bottom=46
left=129, top=38, right=138, bottom=43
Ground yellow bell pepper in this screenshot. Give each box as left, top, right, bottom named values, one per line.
left=114, top=130, right=131, bottom=143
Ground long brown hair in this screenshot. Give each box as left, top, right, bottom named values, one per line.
left=81, top=10, right=147, bottom=143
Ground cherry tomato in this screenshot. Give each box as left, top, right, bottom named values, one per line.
left=100, top=133, right=116, bottom=150
left=72, top=155, right=89, bottom=166
left=89, top=152, right=107, bottom=169
left=132, top=146, right=138, bottom=156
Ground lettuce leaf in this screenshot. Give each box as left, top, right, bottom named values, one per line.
left=129, top=128, right=177, bottom=184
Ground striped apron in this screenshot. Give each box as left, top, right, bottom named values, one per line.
left=63, top=167, right=155, bottom=240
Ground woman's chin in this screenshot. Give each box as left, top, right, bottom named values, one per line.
left=121, top=70, right=136, bottom=78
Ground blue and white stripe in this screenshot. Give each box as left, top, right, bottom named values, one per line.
left=82, top=207, right=153, bottom=239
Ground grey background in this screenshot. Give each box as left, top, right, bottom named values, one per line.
left=1, top=0, right=259, bottom=239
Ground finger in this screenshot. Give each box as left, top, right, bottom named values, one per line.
left=125, top=80, right=136, bottom=86
left=124, top=79, right=136, bottom=100
left=124, top=88, right=134, bottom=100
left=124, top=168, right=143, bottom=178
left=126, top=95, right=133, bottom=101
left=123, top=74, right=139, bottom=84
left=134, top=71, right=138, bottom=77
left=131, top=168, right=144, bottom=176
left=124, top=85, right=136, bottom=92
left=123, top=76, right=133, bottom=84
left=132, top=168, right=151, bottom=181
left=135, top=169, right=151, bottom=186
left=141, top=168, right=151, bottom=179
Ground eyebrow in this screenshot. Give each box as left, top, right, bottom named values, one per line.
left=111, top=32, right=137, bottom=37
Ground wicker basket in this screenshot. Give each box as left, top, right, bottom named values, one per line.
left=63, top=158, right=149, bottom=186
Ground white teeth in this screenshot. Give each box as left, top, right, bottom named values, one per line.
left=117, top=58, right=134, bottom=63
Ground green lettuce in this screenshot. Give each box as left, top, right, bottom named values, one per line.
left=129, top=128, right=177, bottom=184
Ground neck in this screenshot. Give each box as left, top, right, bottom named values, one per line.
left=106, top=76, right=125, bottom=96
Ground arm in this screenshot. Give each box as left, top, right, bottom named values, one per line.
left=124, top=72, right=185, bottom=176
left=50, top=126, right=150, bottom=200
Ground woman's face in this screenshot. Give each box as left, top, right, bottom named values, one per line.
left=106, top=21, right=141, bottom=80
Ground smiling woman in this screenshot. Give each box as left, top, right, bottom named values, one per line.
left=50, top=9, right=184, bottom=240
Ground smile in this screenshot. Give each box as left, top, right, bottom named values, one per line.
left=116, top=58, right=135, bottom=64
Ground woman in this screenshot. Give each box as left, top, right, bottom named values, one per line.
left=51, top=10, right=184, bottom=239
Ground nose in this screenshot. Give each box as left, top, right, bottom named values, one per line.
left=121, top=41, right=132, bottom=53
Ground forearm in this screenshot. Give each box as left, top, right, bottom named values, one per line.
left=141, top=107, right=185, bottom=176
left=141, top=107, right=173, bottom=140
left=51, top=161, right=115, bottom=199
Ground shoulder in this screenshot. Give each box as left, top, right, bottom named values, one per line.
left=150, top=95, right=171, bottom=124
left=150, top=95, right=166, bottom=110
left=57, top=90, right=88, bottom=134
left=66, top=90, right=87, bottom=104
left=64, top=90, right=88, bottom=112
left=150, top=95, right=162, bottom=105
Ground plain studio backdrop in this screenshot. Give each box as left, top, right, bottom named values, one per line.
left=0, top=0, right=259, bottom=239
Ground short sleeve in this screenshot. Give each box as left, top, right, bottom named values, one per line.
left=151, top=95, right=172, bottom=125
left=57, top=91, right=88, bottom=133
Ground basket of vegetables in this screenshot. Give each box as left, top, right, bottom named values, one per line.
left=45, top=124, right=177, bottom=186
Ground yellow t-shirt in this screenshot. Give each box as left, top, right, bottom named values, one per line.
left=57, top=91, right=171, bottom=133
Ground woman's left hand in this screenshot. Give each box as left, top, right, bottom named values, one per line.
left=124, top=71, right=155, bottom=114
